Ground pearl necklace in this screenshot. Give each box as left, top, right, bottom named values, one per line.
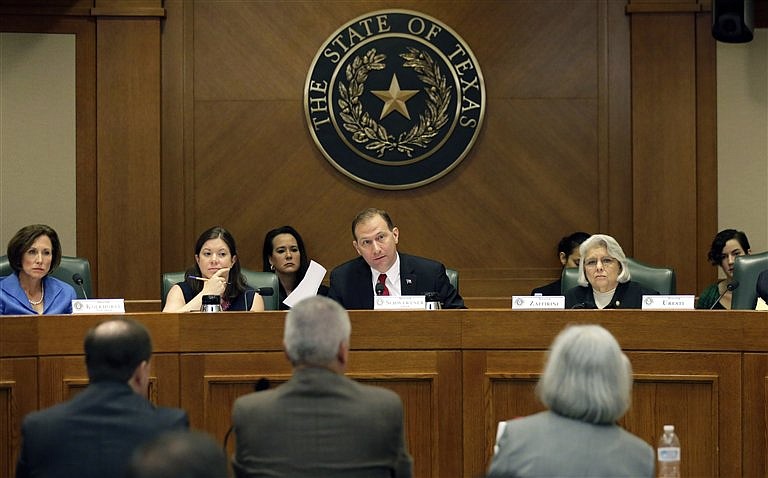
left=28, top=283, right=44, bottom=306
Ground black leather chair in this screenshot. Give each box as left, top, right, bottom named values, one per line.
left=0, top=255, right=92, bottom=299
left=161, top=269, right=280, bottom=310
left=446, top=268, right=459, bottom=293
left=732, top=252, right=768, bottom=310
left=561, top=257, right=676, bottom=295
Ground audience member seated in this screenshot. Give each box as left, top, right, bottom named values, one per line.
left=328, top=207, right=464, bottom=309
left=696, top=229, right=751, bottom=309
left=262, top=225, right=328, bottom=310
left=15, top=318, right=188, bottom=478
left=231, top=296, right=413, bottom=477
left=757, top=269, right=768, bottom=311
left=564, top=234, right=658, bottom=309
left=0, top=224, right=76, bottom=315
left=163, top=226, right=264, bottom=312
left=531, top=231, right=590, bottom=296
left=487, top=324, right=654, bottom=477
left=125, top=430, right=228, bottom=478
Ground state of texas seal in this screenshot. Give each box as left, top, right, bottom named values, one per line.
left=304, top=9, right=485, bottom=190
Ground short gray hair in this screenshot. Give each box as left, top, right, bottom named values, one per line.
left=536, top=324, right=632, bottom=424
left=284, top=296, right=351, bottom=367
left=576, top=234, right=631, bottom=287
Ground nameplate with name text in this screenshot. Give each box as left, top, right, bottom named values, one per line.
left=72, top=299, right=125, bottom=314
left=511, top=296, right=565, bottom=310
left=642, top=295, right=695, bottom=310
left=374, top=295, right=426, bottom=310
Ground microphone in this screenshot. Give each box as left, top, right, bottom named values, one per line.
left=244, top=288, right=274, bottom=311
left=375, top=282, right=385, bottom=296
left=72, top=274, right=88, bottom=299
left=709, top=280, right=739, bottom=309
left=223, top=378, right=271, bottom=450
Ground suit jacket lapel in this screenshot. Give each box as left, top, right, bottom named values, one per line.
left=354, top=258, right=374, bottom=309
left=399, top=254, right=418, bottom=295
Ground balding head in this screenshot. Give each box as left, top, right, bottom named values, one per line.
left=84, top=318, right=152, bottom=384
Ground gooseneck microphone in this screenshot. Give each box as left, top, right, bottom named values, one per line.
left=710, top=280, right=739, bottom=309
left=72, top=274, right=88, bottom=299
left=375, top=282, right=385, bottom=296
left=244, top=287, right=275, bottom=311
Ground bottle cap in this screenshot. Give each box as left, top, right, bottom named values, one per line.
left=663, top=424, right=674, bottom=432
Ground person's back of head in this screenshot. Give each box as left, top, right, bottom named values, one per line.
left=125, top=430, right=228, bottom=478
left=84, top=318, right=152, bottom=384
left=283, top=296, right=351, bottom=369
left=537, top=324, right=631, bottom=424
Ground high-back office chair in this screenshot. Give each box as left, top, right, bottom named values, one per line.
left=0, top=255, right=92, bottom=299
left=446, top=268, right=459, bottom=293
left=561, top=258, right=676, bottom=295
left=161, top=269, right=280, bottom=310
left=732, top=252, right=768, bottom=310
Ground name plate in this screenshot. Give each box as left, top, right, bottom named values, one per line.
left=72, top=299, right=125, bottom=314
left=512, top=296, right=565, bottom=310
left=374, top=295, right=425, bottom=310
left=642, top=295, right=695, bottom=310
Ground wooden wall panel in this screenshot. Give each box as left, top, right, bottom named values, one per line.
left=743, top=353, right=768, bottom=476
left=96, top=16, right=162, bottom=299
left=0, top=358, right=36, bottom=478
left=628, top=3, right=717, bottom=296
left=158, top=0, right=633, bottom=301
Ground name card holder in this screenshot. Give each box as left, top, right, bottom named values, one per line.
left=374, top=295, right=426, bottom=310
left=72, top=299, right=125, bottom=314
left=641, top=295, right=695, bottom=310
left=511, top=296, right=565, bottom=310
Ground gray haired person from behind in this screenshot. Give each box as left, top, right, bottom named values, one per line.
left=487, top=324, right=654, bottom=478
left=231, top=296, right=412, bottom=478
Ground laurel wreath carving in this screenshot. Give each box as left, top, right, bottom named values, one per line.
left=337, top=47, right=452, bottom=158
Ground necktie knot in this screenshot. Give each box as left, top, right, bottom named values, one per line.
left=377, top=273, right=390, bottom=296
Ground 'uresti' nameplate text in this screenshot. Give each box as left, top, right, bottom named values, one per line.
left=71, top=299, right=125, bottom=314
left=512, top=296, right=565, bottom=310
left=641, top=295, right=695, bottom=310
left=374, top=295, right=426, bottom=310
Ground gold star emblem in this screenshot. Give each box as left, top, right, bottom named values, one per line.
left=371, top=74, right=419, bottom=120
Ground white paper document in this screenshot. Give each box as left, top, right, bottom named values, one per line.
left=283, top=260, right=327, bottom=308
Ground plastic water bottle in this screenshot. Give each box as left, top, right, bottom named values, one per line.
left=657, top=424, right=681, bottom=478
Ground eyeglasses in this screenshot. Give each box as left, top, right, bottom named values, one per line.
left=584, top=257, right=617, bottom=269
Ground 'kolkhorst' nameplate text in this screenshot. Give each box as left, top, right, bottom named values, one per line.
left=71, top=299, right=125, bottom=314
left=304, top=9, right=485, bottom=189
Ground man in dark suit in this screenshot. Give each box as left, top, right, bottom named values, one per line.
left=328, top=207, right=464, bottom=309
left=15, top=318, right=188, bottom=478
left=232, top=296, right=413, bottom=478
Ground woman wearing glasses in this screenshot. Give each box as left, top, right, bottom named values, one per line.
left=564, top=234, right=658, bottom=309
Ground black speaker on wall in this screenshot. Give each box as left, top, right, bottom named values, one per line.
left=712, top=0, right=754, bottom=43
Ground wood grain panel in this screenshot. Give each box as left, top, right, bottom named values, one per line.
left=96, top=17, right=162, bottom=299
left=0, top=358, right=36, bottom=478
left=743, top=353, right=768, bottom=477
left=161, top=0, right=628, bottom=304
left=630, top=12, right=706, bottom=296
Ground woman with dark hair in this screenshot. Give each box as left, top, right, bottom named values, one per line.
left=1, top=224, right=76, bottom=315
left=163, top=226, right=264, bottom=312
left=531, top=231, right=590, bottom=296
left=262, top=226, right=327, bottom=310
left=696, top=229, right=751, bottom=309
